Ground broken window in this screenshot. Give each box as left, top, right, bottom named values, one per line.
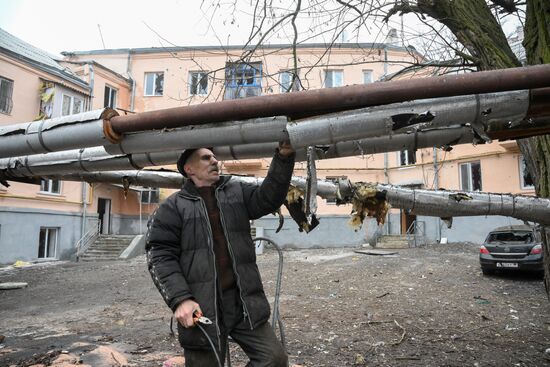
left=144, top=72, right=164, bottom=96
left=399, top=150, right=416, bottom=166
left=324, top=70, right=343, bottom=88
left=40, top=178, right=61, bottom=194
left=363, top=70, right=373, bottom=84
left=519, top=155, right=534, bottom=189
left=38, top=227, right=58, bottom=259
left=224, top=62, right=262, bottom=100
left=104, top=85, right=117, bottom=108
left=189, top=71, right=209, bottom=95
left=0, top=76, right=14, bottom=114
left=279, top=70, right=300, bottom=93
left=141, top=187, right=160, bottom=204
left=460, top=161, right=482, bottom=191
left=325, top=176, right=348, bottom=204
left=61, top=94, right=83, bottom=116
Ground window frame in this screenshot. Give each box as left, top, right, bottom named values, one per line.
left=324, top=70, right=344, bottom=88
left=519, top=155, right=535, bottom=190
left=38, top=227, right=59, bottom=259
left=140, top=187, right=160, bottom=204
left=39, top=178, right=62, bottom=195
left=144, top=72, right=165, bottom=96
left=279, top=70, right=300, bottom=93
left=104, top=84, right=118, bottom=108
left=459, top=161, right=482, bottom=191
left=189, top=71, right=209, bottom=96
left=363, top=69, right=374, bottom=84
left=224, top=62, right=263, bottom=100
left=398, top=150, right=416, bottom=166
left=61, top=93, right=84, bottom=116
left=0, top=76, right=14, bottom=115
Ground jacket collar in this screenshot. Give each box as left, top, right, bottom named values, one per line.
left=180, top=175, right=230, bottom=198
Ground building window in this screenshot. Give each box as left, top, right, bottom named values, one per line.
left=460, top=161, right=482, bottom=191
left=363, top=70, right=373, bottom=84
left=104, top=85, right=117, bottom=108
left=0, top=76, right=14, bottom=114
left=324, top=70, right=343, bottom=88
left=141, top=187, right=160, bottom=204
left=224, top=62, right=262, bottom=100
left=520, top=155, right=534, bottom=189
left=40, top=178, right=61, bottom=194
left=189, top=71, right=209, bottom=96
left=399, top=150, right=416, bottom=166
left=144, top=72, right=164, bottom=96
left=279, top=70, right=300, bottom=93
left=325, top=176, right=347, bottom=204
left=38, top=227, right=58, bottom=259
left=61, top=94, right=83, bottom=116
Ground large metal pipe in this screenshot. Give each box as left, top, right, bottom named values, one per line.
left=0, top=126, right=477, bottom=178
left=0, top=109, right=120, bottom=159
left=109, top=64, right=550, bottom=133
left=101, top=90, right=550, bottom=155
left=49, top=170, right=550, bottom=226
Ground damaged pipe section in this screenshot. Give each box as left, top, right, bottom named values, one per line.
left=44, top=170, right=550, bottom=227
left=0, top=109, right=120, bottom=159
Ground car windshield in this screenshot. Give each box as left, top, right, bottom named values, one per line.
left=487, top=231, right=532, bottom=243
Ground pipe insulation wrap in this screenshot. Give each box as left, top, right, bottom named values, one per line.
left=104, top=116, right=289, bottom=155
left=286, top=90, right=530, bottom=147
left=0, top=109, right=118, bottom=159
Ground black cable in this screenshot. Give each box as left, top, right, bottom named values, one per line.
left=197, top=323, right=223, bottom=367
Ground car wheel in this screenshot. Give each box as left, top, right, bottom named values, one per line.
left=481, top=268, right=495, bottom=276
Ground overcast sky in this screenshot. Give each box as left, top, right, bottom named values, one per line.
left=0, top=0, right=257, bottom=56
left=0, top=0, right=521, bottom=58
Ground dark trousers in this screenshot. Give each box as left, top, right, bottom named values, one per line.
left=184, top=288, right=287, bottom=367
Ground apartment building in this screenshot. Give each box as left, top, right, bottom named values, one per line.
left=0, top=28, right=535, bottom=263
left=0, top=28, right=157, bottom=264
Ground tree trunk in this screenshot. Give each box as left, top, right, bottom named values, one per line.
left=517, top=0, right=550, bottom=295
left=417, top=0, right=521, bottom=69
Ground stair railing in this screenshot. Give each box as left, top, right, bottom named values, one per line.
left=406, top=220, right=426, bottom=248
left=75, top=222, right=100, bottom=262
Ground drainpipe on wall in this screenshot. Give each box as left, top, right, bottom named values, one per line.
left=433, top=147, right=441, bottom=242
left=384, top=152, right=391, bottom=235
left=81, top=62, right=94, bottom=238
left=127, top=51, right=135, bottom=112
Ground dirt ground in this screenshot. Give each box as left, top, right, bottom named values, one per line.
left=1, top=243, right=549, bottom=367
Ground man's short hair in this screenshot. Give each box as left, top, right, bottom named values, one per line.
left=176, top=149, right=198, bottom=177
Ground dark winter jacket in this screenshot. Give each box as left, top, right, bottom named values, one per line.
left=145, top=151, right=295, bottom=350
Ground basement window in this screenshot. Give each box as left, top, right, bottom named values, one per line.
left=38, top=227, right=58, bottom=259
left=0, top=76, right=14, bottom=114
left=519, top=155, right=534, bottom=190
left=144, top=72, right=164, bottom=96
left=460, top=161, right=482, bottom=191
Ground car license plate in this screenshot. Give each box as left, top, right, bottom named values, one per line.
left=496, top=262, right=518, bottom=268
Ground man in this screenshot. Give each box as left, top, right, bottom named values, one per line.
left=146, top=142, right=294, bottom=366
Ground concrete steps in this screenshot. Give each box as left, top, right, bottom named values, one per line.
left=79, top=235, right=136, bottom=262
left=376, top=235, right=409, bottom=249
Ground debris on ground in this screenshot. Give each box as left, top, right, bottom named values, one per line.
left=354, top=249, right=398, bottom=256
left=0, top=282, right=28, bottom=290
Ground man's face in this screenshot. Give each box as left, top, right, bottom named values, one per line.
left=184, top=148, right=220, bottom=187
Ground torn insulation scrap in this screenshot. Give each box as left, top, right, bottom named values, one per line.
left=349, top=183, right=391, bottom=230
left=284, top=186, right=319, bottom=233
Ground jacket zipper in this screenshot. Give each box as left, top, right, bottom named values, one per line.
left=196, top=196, right=223, bottom=350
left=215, top=186, right=254, bottom=330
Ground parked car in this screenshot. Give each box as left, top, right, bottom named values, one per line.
left=479, top=225, right=544, bottom=277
